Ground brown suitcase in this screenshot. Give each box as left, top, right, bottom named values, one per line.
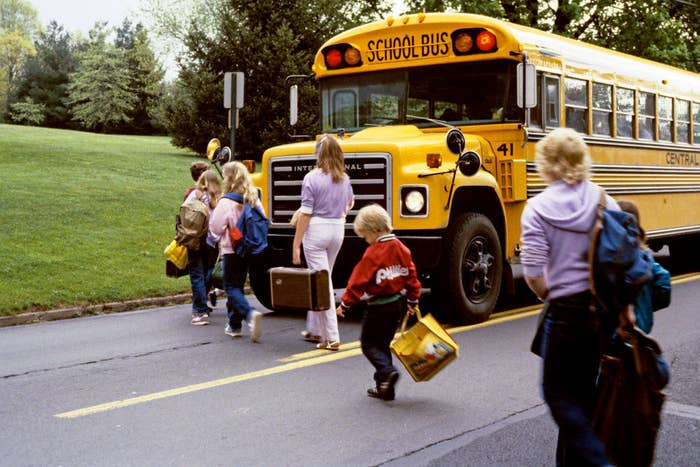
left=268, top=267, right=330, bottom=311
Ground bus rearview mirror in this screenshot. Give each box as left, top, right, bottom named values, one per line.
left=517, top=63, right=537, bottom=109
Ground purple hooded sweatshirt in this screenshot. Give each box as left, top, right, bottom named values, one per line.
left=520, top=179, right=619, bottom=300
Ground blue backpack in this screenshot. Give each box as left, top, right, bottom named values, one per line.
left=589, top=190, right=651, bottom=313
left=222, top=193, right=269, bottom=257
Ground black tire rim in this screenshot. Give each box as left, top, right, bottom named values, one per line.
left=461, top=235, right=495, bottom=304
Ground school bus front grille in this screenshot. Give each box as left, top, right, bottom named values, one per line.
left=268, top=153, right=391, bottom=225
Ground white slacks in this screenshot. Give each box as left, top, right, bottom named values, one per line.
left=302, top=222, right=344, bottom=342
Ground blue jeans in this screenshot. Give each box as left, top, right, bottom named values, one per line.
left=360, top=298, right=403, bottom=383
left=188, top=243, right=217, bottom=313
left=222, top=253, right=254, bottom=328
left=541, top=291, right=611, bottom=466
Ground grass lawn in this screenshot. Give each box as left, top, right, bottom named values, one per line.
left=0, top=124, right=204, bottom=315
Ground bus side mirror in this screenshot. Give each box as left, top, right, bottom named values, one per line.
left=446, top=128, right=465, bottom=155
left=517, top=63, right=536, bottom=109
left=290, top=84, right=298, bottom=127
left=458, top=151, right=481, bottom=177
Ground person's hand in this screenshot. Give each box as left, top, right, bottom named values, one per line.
left=292, top=246, right=301, bottom=265
left=616, top=305, right=636, bottom=340
left=407, top=303, right=419, bottom=316
left=336, top=305, right=345, bottom=318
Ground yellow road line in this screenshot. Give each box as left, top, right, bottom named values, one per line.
left=55, top=273, right=699, bottom=419
left=55, top=348, right=363, bottom=419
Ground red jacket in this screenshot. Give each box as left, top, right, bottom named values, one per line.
left=341, top=234, right=421, bottom=308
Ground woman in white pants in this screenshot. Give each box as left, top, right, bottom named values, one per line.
left=293, top=135, right=354, bottom=350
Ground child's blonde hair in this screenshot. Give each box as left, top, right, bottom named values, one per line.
left=316, top=134, right=346, bottom=183
left=534, top=128, right=591, bottom=184
left=196, top=169, right=222, bottom=198
left=353, top=204, right=392, bottom=237
left=222, top=161, right=257, bottom=205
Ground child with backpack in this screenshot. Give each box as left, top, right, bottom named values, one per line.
left=336, top=204, right=421, bottom=401
left=617, top=200, right=671, bottom=333
left=520, top=128, right=633, bottom=466
left=209, top=161, right=265, bottom=342
left=181, top=169, right=221, bottom=325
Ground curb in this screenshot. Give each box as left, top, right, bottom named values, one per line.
left=0, top=286, right=253, bottom=328
left=0, top=294, right=193, bottom=328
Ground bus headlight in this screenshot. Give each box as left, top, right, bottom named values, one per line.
left=401, top=186, right=428, bottom=217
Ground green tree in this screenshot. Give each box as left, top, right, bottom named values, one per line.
left=115, top=19, right=165, bottom=133
left=13, top=21, right=78, bottom=128
left=66, top=22, right=138, bottom=132
left=405, top=0, right=698, bottom=71
left=157, top=0, right=392, bottom=158
left=0, top=0, right=40, bottom=118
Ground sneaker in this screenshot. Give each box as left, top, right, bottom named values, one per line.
left=249, top=311, right=262, bottom=342
left=209, top=290, right=217, bottom=307
left=191, top=313, right=210, bottom=326
left=301, top=331, right=321, bottom=343
left=225, top=324, right=242, bottom=338
left=316, top=340, right=341, bottom=351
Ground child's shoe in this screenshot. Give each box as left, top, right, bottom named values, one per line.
left=191, top=313, right=210, bottom=326
left=367, top=370, right=399, bottom=400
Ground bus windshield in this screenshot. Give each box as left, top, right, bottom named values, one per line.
left=320, top=60, right=519, bottom=132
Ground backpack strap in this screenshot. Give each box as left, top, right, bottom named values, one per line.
left=222, top=192, right=244, bottom=204
left=588, top=187, right=607, bottom=310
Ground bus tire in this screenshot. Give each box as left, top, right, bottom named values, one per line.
left=248, top=248, right=277, bottom=310
left=437, top=213, right=503, bottom=324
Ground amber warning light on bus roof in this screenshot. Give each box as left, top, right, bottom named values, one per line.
left=323, top=44, right=362, bottom=69
left=452, top=29, right=497, bottom=55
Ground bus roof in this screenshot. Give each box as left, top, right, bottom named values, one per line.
left=312, top=12, right=698, bottom=97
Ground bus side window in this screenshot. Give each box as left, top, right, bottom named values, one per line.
left=676, top=99, right=690, bottom=144
left=333, top=90, right=358, bottom=129
left=694, top=102, right=700, bottom=145
left=638, top=91, right=655, bottom=140
left=544, top=76, right=560, bottom=128
left=592, top=83, right=613, bottom=137
left=616, top=87, right=635, bottom=138
left=658, top=96, right=673, bottom=142
left=565, top=77, right=588, bottom=134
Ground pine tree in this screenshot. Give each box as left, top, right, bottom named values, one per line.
left=13, top=21, right=78, bottom=128
left=66, top=23, right=138, bottom=132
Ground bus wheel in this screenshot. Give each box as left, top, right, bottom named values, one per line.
left=438, top=213, right=503, bottom=324
left=248, top=247, right=281, bottom=310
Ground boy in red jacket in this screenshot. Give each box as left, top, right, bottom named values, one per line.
left=337, top=204, right=421, bottom=401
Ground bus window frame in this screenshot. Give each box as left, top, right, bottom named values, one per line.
left=676, top=98, right=691, bottom=144
left=564, top=77, right=589, bottom=134
left=615, top=87, right=635, bottom=139
left=692, top=101, right=700, bottom=145
left=658, top=95, right=673, bottom=142
left=592, top=82, right=613, bottom=137
left=637, top=90, right=656, bottom=141
left=544, top=75, right=560, bottom=129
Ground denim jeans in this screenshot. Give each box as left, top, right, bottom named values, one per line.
left=541, top=291, right=611, bottom=466
left=188, top=243, right=217, bottom=314
left=360, top=298, right=403, bottom=383
left=223, top=252, right=255, bottom=328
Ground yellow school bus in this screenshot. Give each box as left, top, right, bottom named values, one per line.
left=247, top=12, right=700, bottom=323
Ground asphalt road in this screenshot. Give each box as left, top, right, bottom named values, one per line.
left=0, top=273, right=698, bottom=466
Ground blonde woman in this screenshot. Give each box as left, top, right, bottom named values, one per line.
left=520, top=128, right=633, bottom=465
left=209, top=161, right=264, bottom=342
left=186, top=169, right=221, bottom=326
left=293, top=135, right=354, bottom=350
